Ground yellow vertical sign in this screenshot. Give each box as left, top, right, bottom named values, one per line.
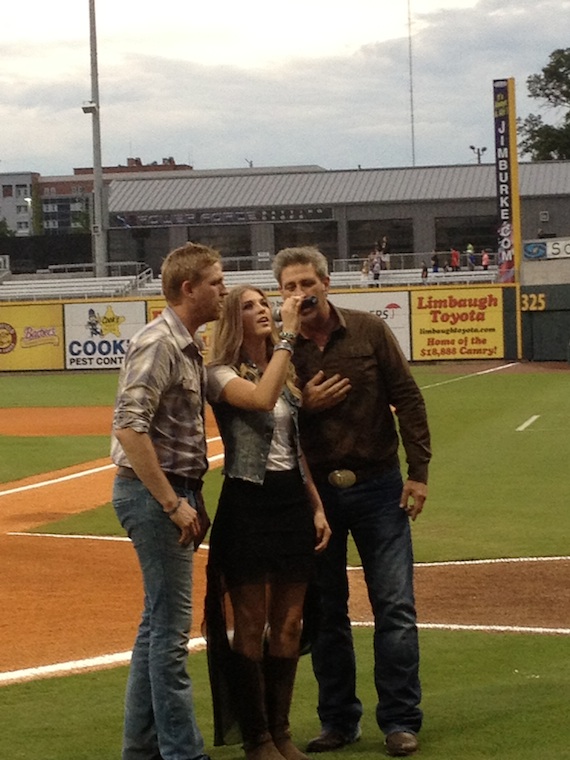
left=493, top=77, right=523, bottom=357
left=493, top=77, right=522, bottom=283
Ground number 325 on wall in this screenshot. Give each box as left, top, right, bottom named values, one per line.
left=520, top=293, right=546, bottom=311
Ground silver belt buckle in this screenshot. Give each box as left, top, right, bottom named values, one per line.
left=327, top=469, right=357, bottom=489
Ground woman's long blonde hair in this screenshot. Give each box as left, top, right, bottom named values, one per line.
left=209, top=284, right=301, bottom=400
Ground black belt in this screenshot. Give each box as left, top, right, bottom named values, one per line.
left=116, top=466, right=203, bottom=492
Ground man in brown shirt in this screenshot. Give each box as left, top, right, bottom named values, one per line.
left=273, top=246, right=431, bottom=758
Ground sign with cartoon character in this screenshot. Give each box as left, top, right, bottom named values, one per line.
left=64, top=301, right=146, bottom=369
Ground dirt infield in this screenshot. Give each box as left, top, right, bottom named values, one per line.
left=0, top=406, right=115, bottom=437
left=0, top=402, right=569, bottom=678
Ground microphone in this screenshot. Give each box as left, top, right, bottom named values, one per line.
left=272, top=295, right=318, bottom=322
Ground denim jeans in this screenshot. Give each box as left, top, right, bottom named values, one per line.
left=311, top=467, right=422, bottom=737
left=113, top=476, right=208, bottom=760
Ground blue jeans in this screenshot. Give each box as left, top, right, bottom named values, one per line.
left=113, top=476, right=208, bottom=760
left=311, top=467, right=422, bottom=737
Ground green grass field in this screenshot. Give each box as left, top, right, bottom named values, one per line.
left=0, top=370, right=118, bottom=481
left=1, top=630, right=568, bottom=760
left=3, top=363, right=569, bottom=561
left=1, top=370, right=119, bottom=408
left=1, top=363, right=568, bottom=759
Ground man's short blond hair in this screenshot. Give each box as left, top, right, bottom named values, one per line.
left=161, top=242, right=221, bottom=304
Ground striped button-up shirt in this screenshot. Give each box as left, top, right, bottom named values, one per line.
left=111, top=306, right=208, bottom=479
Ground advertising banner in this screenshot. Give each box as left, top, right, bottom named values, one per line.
left=111, top=206, right=333, bottom=229
left=0, top=303, right=64, bottom=370
left=411, top=288, right=504, bottom=361
left=64, top=301, right=146, bottom=370
left=267, top=291, right=411, bottom=359
left=523, top=237, right=570, bottom=260
left=493, top=78, right=522, bottom=283
left=329, top=291, right=411, bottom=360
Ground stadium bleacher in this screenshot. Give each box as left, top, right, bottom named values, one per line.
left=0, top=263, right=498, bottom=302
left=137, top=267, right=498, bottom=295
left=329, top=268, right=498, bottom=288
left=0, top=276, right=137, bottom=301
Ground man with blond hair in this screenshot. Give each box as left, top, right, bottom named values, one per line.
left=111, top=242, right=227, bottom=760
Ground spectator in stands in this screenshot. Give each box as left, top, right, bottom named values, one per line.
left=466, top=243, right=476, bottom=271
left=380, top=236, right=391, bottom=270
left=369, top=243, right=382, bottom=286
left=111, top=242, right=227, bottom=760
left=450, top=247, right=460, bottom=272
left=421, top=261, right=428, bottom=282
left=431, top=253, right=439, bottom=273
left=481, top=250, right=490, bottom=270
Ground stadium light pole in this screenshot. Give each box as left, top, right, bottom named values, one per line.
left=83, top=0, right=107, bottom=277
left=407, top=0, right=416, bottom=167
left=469, top=145, right=487, bottom=164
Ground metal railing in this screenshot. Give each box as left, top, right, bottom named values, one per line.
left=47, top=260, right=148, bottom=277
left=331, top=251, right=497, bottom=272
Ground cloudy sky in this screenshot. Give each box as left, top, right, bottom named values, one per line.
left=1, top=0, right=568, bottom=176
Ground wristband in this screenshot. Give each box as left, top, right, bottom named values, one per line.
left=273, top=340, right=294, bottom=354
left=165, top=497, right=182, bottom=516
left=278, top=330, right=296, bottom=345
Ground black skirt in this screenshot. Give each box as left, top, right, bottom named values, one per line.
left=209, top=468, right=315, bottom=587
left=203, top=469, right=321, bottom=746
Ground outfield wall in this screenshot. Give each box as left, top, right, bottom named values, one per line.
left=521, top=284, right=570, bottom=362
left=2, top=282, right=567, bottom=371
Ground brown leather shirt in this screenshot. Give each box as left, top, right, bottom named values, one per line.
left=292, top=304, right=431, bottom=484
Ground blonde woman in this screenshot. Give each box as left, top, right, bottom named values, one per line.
left=205, top=285, right=330, bottom=760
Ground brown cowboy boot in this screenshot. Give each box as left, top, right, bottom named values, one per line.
left=264, top=655, right=309, bottom=760
left=230, top=652, right=286, bottom=760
